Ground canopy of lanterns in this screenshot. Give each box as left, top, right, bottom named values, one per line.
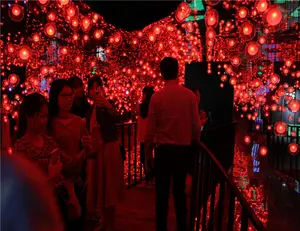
left=1, top=0, right=300, bottom=153
left=2, top=0, right=201, bottom=115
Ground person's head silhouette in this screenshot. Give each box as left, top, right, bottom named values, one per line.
left=160, top=57, right=179, bottom=81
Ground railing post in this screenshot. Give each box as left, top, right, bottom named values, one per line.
left=128, top=125, right=131, bottom=186
left=134, top=123, right=137, bottom=184
left=241, top=207, right=249, bottom=231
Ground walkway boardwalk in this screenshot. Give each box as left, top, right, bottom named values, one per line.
left=115, top=186, right=177, bottom=231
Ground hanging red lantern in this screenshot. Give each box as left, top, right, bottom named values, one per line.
left=175, top=2, right=191, bottom=23
left=239, top=21, right=256, bottom=41
left=59, top=46, right=68, bottom=55
left=206, top=27, right=216, bottom=39
left=47, top=12, right=57, bottom=22
left=288, top=143, right=299, bottom=155
left=255, top=0, right=269, bottom=13
left=32, top=34, right=40, bottom=42
left=44, top=23, right=57, bottom=37
left=245, top=41, right=260, bottom=59
left=70, top=18, right=80, bottom=31
left=18, top=45, right=31, bottom=61
left=81, top=17, right=92, bottom=32
left=66, top=4, right=77, bottom=18
left=244, top=136, right=251, bottom=144
left=237, top=7, right=248, bottom=19
left=265, top=5, right=283, bottom=26
left=205, top=8, right=219, bottom=28
left=8, top=4, right=24, bottom=22
left=270, top=73, right=280, bottom=85
left=230, top=56, right=241, bottom=67
left=288, top=99, right=300, bottom=113
left=7, top=44, right=15, bottom=54
left=259, top=146, right=268, bottom=156
left=274, top=121, right=287, bottom=136
left=93, top=29, right=104, bottom=40
left=8, top=74, right=20, bottom=86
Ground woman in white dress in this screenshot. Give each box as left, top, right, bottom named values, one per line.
left=85, top=76, right=125, bottom=231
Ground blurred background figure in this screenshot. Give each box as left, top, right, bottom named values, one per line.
left=137, top=86, right=155, bottom=184
left=68, top=76, right=90, bottom=118
left=1, top=152, right=64, bottom=231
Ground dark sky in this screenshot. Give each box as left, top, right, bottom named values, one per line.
left=87, top=1, right=181, bottom=31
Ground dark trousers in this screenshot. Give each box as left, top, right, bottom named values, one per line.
left=155, top=145, right=189, bottom=231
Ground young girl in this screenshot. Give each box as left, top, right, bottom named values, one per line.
left=85, top=76, right=125, bottom=231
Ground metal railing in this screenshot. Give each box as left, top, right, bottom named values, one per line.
left=115, top=122, right=143, bottom=188
left=189, top=141, right=267, bottom=231
left=266, top=124, right=300, bottom=180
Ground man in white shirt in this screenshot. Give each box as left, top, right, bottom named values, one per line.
left=145, top=57, right=201, bottom=231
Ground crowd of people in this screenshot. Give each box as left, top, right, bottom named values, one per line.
left=1, top=57, right=207, bottom=231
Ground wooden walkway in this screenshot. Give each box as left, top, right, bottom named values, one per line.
left=115, top=186, right=177, bottom=231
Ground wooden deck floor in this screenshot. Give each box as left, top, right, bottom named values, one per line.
left=115, top=186, right=176, bottom=231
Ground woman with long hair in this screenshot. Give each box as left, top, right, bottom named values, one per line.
left=137, top=86, right=155, bottom=183
left=86, top=76, right=124, bottom=231
left=13, top=93, right=91, bottom=231
left=48, top=79, right=90, bottom=229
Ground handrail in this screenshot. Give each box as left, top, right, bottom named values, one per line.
left=198, top=141, right=267, bottom=230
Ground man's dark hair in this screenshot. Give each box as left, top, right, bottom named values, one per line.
left=160, top=57, right=179, bottom=80
left=68, top=76, right=83, bottom=89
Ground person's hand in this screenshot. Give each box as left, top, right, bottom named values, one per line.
left=48, top=152, right=62, bottom=179
left=94, top=95, right=112, bottom=109
left=81, top=135, right=92, bottom=151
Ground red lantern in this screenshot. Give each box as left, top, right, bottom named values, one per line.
left=9, top=4, right=24, bottom=22
left=32, top=34, right=40, bottom=42
left=266, top=6, right=282, bottom=26
left=81, top=17, right=92, bottom=32
left=66, top=4, right=77, bottom=18
left=244, top=136, right=251, bottom=144
left=94, top=29, right=104, bottom=40
left=175, top=2, right=191, bottom=23
left=18, top=45, right=31, bottom=61
left=259, top=146, right=268, bottom=156
left=270, top=73, right=280, bottom=85
left=47, top=12, right=57, bottom=22
left=245, top=41, right=260, bottom=59
left=230, top=56, right=241, bottom=67
left=44, top=23, right=57, bottom=37
left=59, top=46, right=68, bottom=55
left=237, top=7, right=248, bottom=19
left=205, top=9, right=219, bottom=28
left=255, top=0, right=269, bottom=13
left=239, top=21, right=256, bottom=41
left=288, top=143, right=299, bottom=155
left=37, top=0, right=50, bottom=6
left=288, top=99, right=300, bottom=113
left=8, top=74, right=20, bottom=86
left=206, top=27, right=216, bottom=39
left=274, top=121, right=287, bottom=136
left=70, top=18, right=80, bottom=31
